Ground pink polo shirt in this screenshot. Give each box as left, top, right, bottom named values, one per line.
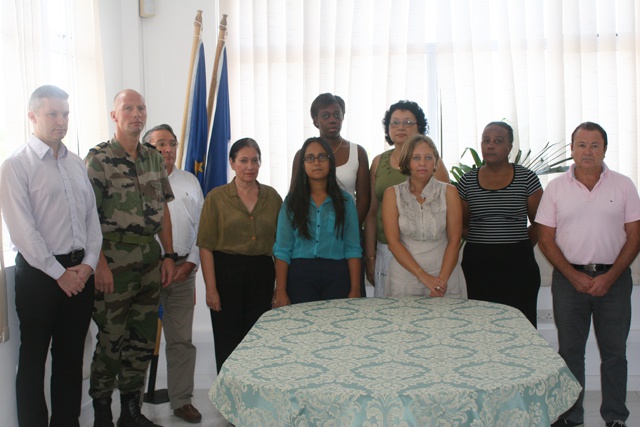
left=535, top=162, right=640, bottom=265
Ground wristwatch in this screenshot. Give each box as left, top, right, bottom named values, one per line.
left=163, top=252, right=179, bottom=261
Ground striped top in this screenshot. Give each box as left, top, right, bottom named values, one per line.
left=457, top=164, right=541, bottom=244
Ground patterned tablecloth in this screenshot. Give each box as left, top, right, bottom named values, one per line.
left=210, top=297, right=581, bottom=426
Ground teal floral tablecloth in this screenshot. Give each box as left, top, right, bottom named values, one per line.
left=211, top=297, right=581, bottom=426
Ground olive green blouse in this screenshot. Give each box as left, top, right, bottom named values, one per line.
left=374, top=149, right=406, bottom=244
left=197, top=178, right=283, bottom=256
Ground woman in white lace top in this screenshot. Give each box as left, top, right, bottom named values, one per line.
left=382, top=134, right=463, bottom=297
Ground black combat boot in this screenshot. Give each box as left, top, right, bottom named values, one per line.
left=93, top=397, right=114, bottom=427
left=117, top=391, right=163, bottom=427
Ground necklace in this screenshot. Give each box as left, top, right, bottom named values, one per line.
left=332, top=138, right=345, bottom=153
left=410, top=179, right=427, bottom=202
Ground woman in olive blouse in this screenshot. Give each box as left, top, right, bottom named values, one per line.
left=197, top=138, right=282, bottom=373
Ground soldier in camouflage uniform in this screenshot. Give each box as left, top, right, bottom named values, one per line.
left=85, top=89, right=176, bottom=427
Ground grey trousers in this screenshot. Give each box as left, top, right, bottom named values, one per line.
left=160, top=267, right=197, bottom=409
left=551, top=267, right=632, bottom=424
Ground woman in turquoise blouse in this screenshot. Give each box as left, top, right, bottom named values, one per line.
left=272, top=137, right=362, bottom=306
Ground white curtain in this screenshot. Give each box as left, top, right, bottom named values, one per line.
left=220, top=0, right=443, bottom=196
left=436, top=0, right=639, bottom=184
left=0, top=0, right=107, bottom=342
left=220, top=0, right=640, bottom=196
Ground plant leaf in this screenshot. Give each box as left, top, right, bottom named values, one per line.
left=450, top=139, right=571, bottom=184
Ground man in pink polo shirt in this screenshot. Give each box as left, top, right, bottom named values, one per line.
left=536, top=122, right=640, bottom=427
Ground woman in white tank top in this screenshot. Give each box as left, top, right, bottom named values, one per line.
left=289, top=94, right=371, bottom=296
left=290, top=93, right=370, bottom=226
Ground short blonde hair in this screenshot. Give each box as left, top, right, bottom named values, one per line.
left=398, top=134, right=440, bottom=176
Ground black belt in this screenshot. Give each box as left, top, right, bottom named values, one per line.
left=54, top=249, right=85, bottom=266
left=572, top=263, right=613, bottom=272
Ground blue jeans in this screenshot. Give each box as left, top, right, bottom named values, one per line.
left=288, top=258, right=350, bottom=303
left=551, top=267, right=632, bottom=423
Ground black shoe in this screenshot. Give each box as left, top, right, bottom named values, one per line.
left=606, top=421, right=627, bottom=427
left=117, top=391, right=163, bottom=427
left=550, top=420, right=583, bottom=427
left=93, top=397, right=114, bottom=427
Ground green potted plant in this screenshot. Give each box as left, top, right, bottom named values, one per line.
left=449, top=140, right=571, bottom=186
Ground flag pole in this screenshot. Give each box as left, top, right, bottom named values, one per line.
left=177, top=10, right=204, bottom=169
left=207, top=14, right=228, bottom=129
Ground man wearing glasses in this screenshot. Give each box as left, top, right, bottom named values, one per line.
left=143, top=124, right=204, bottom=424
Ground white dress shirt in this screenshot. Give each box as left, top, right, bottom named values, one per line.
left=161, top=168, right=204, bottom=266
left=0, top=135, right=102, bottom=279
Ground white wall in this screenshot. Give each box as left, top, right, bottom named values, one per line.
left=97, top=0, right=220, bottom=139
left=0, top=267, right=19, bottom=427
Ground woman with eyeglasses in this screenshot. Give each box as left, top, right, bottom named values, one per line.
left=273, top=137, right=362, bottom=306
left=197, top=138, right=283, bottom=372
left=364, top=100, right=450, bottom=297
left=382, top=134, right=463, bottom=297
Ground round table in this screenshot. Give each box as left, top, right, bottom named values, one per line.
left=211, top=297, right=581, bottom=426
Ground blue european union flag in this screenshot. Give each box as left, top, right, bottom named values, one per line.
left=202, top=46, right=230, bottom=196
left=183, top=41, right=209, bottom=188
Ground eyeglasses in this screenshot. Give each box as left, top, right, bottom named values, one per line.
left=320, top=112, right=344, bottom=120
left=390, top=120, right=418, bottom=128
left=154, top=140, right=178, bottom=149
left=303, top=153, right=330, bottom=163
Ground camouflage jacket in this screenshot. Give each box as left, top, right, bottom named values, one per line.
left=85, top=137, right=174, bottom=236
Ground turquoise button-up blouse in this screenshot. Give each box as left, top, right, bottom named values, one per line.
left=273, top=190, right=362, bottom=263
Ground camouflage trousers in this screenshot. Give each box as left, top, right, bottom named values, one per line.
left=89, top=239, right=162, bottom=398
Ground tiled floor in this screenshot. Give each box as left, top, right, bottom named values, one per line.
left=135, top=390, right=231, bottom=427
left=582, top=391, right=640, bottom=427
left=83, top=389, right=640, bottom=427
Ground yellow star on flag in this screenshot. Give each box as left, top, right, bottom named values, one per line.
left=194, top=160, right=205, bottom=175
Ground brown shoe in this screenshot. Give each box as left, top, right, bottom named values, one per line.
left=173, top=404, right=202, bottom=423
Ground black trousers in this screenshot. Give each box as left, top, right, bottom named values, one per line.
left=209, top=252, right=275, bottom=373
left=15, top=253, right=94, bottom=427
left=461, top=240, right=540, bottom=327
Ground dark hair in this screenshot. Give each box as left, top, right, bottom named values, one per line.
left=229, top=138, right=262, bottom=161
left=382, top=100, right=429, bottom=145
left=571, top=121, right=608, bottom=148
left=398, top=135, right=440, bottom=176
left=29, top=85, right=69, bottom=113
left=287, top=137, right=346, bottom=240
left=310, top=93, right=346, bottom=120
left=484, top=121, right=514, bottom=144
left=142, top=123, right=177, bottom=145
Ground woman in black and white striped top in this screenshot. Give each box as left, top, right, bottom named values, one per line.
left=457, top=122, right=543, bottom=326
